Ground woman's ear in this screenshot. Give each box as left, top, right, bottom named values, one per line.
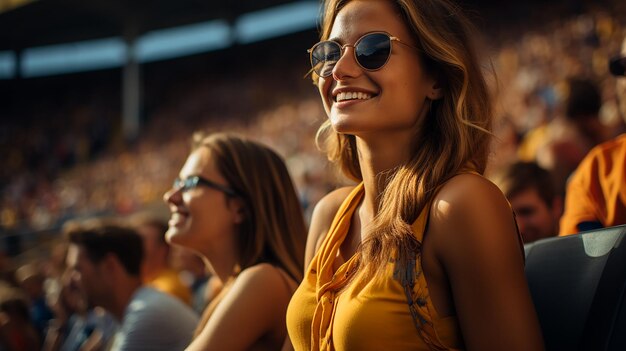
left=429, top=80, right=444, bottom=100
left=228, top=197, right=247, bottom=224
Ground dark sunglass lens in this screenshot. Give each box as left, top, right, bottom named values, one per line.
left=356, top=33, right=391, bottom=70
left=312, top=41, right=341, bottom=77
left=609, top=56, right=626, bottom=76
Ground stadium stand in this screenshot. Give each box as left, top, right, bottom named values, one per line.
left=0, top=0, right=625, bottom=268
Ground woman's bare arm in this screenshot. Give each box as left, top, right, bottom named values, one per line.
left=429, top=174, right=544, bottom=351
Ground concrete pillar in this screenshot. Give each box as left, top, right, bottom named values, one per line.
left=122, top=27, right=141, bottom=142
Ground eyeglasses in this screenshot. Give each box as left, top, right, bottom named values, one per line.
left=173, top=176, right=239, bottom=197
left=609, top=55, right=626, bottom=76
left=308, top=32, right=418, bottom=78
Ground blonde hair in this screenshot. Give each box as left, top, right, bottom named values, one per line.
left=315, top=0, right=493, bottom=279
left=192, top=132, right=306, bottom=283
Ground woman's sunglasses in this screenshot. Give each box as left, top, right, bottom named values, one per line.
left=308, top=32, right=418, bottom=78
left=173, top=175, right=239, bottom=197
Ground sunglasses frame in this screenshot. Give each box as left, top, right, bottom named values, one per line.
left=308, top=31, right=418, bottom=78
left=173, top=175, right=239, bottom=197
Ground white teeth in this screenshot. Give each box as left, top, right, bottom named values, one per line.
left=336, top=91, right=372, bottom=102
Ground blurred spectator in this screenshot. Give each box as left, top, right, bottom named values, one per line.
left=131, top=215, right=193, bottom=306
left=40, top=241, right=69, bottom=323
left=493, top=161, right=562, bottom=242
left=14, top=263, right=54, bottom=341
left=64, top=220, right=198, bottom=351
left=169, top=247, right=221, bottom=316
left=43, top=271, right=117, bottom=351
left=519, top=77, right=610, bottom=194
left=0, top=282, right=40, bottom=351
left=559, top=35, right=626, bottom=235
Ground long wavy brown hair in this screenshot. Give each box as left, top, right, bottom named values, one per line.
left=315, top=0, right=494, bottom=281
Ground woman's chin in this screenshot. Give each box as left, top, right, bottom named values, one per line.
left=165, top=226, right=191, bottom=247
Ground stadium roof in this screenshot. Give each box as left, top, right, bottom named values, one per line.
left=0, top=0, right=305, bottom=51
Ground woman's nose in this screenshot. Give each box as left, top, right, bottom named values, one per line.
left=332, top=46, right=362, bottom=80
left=163, top=186, right=182, bottom=204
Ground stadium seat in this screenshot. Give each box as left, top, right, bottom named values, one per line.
left=524, top=225, right=626, bottom=351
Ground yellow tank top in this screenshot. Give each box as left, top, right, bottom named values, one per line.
left=286, top=183, right=464, bottom=351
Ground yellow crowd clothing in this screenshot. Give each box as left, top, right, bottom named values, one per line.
left=148, top=269, right=193, bottom=306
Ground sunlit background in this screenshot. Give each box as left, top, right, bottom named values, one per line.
left=1, top=0, right=625, bottom=266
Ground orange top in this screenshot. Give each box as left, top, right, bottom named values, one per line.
left=559, top=133, right=626, bottom=235
left=148, top=268, right=193, bottom=306
left=286, top=183, right=463, bottom=351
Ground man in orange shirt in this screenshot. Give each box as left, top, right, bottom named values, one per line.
left=559, top=36, right=626, bottom=235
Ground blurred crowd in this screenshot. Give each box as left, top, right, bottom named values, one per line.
left=2, top=5, right=626, bottom=241
left=0, top=50, right=336, bottom=241
left=0, top=0, right=625, bottom=285
left=0, top=1, right=624, bottom=349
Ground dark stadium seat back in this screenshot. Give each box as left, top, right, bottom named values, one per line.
left=524, top=225, right=626, bottom=351
left=606, top=284, right=626, bottom=350
left=582, top=225, right=626, bottom=351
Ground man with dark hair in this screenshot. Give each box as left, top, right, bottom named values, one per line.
left=559, top=35, right=626, bottom=235
left=65, top=220, right=198, bottom=351
left=494, top=161, right=562, bottom=243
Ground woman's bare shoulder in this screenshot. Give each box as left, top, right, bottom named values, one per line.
left=189, top=263, right=293, bottom=351
left=433, top=173, right=507, bottom=209
left=428, top=172, right=520, bottom=264
left=311, top=186, right=355, bottom=223
left=305, top=186, right=356, bottom=268
left=235, top=263, right=297, bottom=297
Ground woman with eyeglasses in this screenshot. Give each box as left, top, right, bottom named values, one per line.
left=285, top=0, right=544, bottom=350
left=163, top=132, right=307, bottom=351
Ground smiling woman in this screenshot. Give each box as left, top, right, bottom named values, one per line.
left=286, top=0, right=544, bottom=350
left=163, top=132, right=307, bottom=351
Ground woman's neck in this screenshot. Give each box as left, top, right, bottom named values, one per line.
left=201, top=245, right=239, bottom=284
left=356, top=134, right=412, bottom=220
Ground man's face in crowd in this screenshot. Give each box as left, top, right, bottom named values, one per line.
left=66, top=244, right=108, bottom=308
left=510, top=188, right=560, bottom=243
